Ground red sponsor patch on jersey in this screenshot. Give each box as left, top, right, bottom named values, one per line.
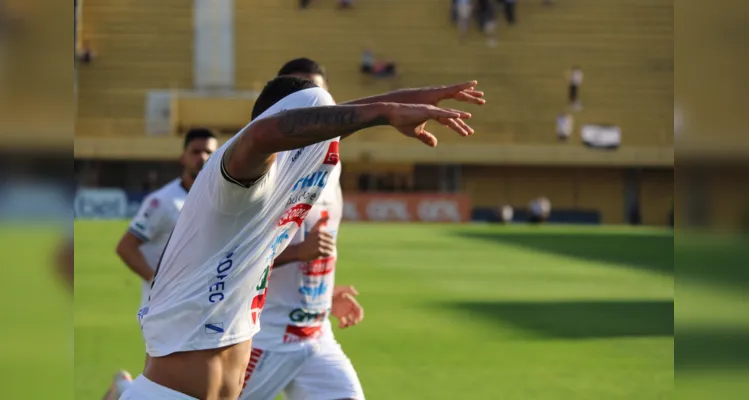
left=277, top=203, right=312, bottom=227
left=282, top=325, right=323, bottom=344
left=300, top=257, right=335, bottom=276
left=323, top=141, right=340, bottom=165
left=250, top=289, right=268, bottom=324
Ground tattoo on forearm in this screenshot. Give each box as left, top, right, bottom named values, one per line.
left=277, top=106, right=389, bottom=139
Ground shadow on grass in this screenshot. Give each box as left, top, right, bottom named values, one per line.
left=449, top=300, right=674, bottom=339
left=454, top=231, right=673, bottom=275
left=676, top=331, right=749, bottom=369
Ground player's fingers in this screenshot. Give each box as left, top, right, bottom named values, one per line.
left=310, top=215, right=330, bottom=232
left=439, top=118, right=470, bottom=137
left=414, top=130, right=438, bottom=147
left=319, top=245, right=335, bottom=257
left=444, top=81, right=478, bottom=92
left=346, top=286, right=359, bottom=296
left=337, top=285, right=358, bottom=296
left=431, top=107, right=472, bottom=120
left=454, top=91, right=486, bottom=105
left=318, top=231, right=335, bottom=244
left=428, top=107, right=468, bottom=120
left=464, top=89, right=484, bottom=98
left=453, top=117, right=475, bottom=135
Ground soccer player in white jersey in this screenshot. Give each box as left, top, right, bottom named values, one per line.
left=101, top=129, right=218, bottom=400
left=122, top=76, right=484, bottom=400
left=239, top=58, right=365, bottom=400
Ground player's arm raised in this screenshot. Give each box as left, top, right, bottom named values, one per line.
left=224, top=103, right=474, bottom=183
left=342, top=81, right=485, bottom=108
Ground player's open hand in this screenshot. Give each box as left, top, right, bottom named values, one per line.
left=331, top=285, right=363, bottom=329
left=297, top=216, right=335, bottom=262
left=410, top=81, right=486, bottom=107
left=386, top=103, right=474, bottom=147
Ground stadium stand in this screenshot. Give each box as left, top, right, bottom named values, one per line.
left=74, top=0, right=674, bottom=225
left=234, top=0, right=673, bottom=149
left=76, top=0, right=194, bottom=138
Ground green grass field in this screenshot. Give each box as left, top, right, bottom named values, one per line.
left=74, top=222, right=674, bottom=399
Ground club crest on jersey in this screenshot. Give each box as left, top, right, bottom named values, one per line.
left=277, top=203, right=312, bottom=227
left=143, top=198, right=160, bottom=218
left=323, top=141, right=340, bottom=165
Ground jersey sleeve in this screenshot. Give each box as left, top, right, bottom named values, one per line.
left=128, top=195, right=168, bottom=242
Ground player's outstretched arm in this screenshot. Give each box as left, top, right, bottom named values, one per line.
left=224, top=102, right=473, bottom=183
left=339, top=81, right=484, bottom=140
left=342, top=81, right=485, bottom=107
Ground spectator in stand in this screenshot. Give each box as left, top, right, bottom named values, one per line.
left=455, top=0, right=473, bottom=42
left=300, top=0, right=311, bottom=9
left=77, top=40, right=95, bottom=64
left=360, top=49, right=397, bottom=78
left=529, top=197, right=551, bottom=224
left=567, top=65, right=584, bottom=110
left=556, top=113, right=573, bottom=141
left=501, top=0, right=517, bottom=25
left=339, top=0, right=353, bottom=9
left=476, top=0, right=498, bottom=46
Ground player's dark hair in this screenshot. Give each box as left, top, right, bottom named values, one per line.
left=183, top=128, right=217, bottom=149
left=251, top=76, right=318, bottom=120
left=277, top=58, right=326, bottom=79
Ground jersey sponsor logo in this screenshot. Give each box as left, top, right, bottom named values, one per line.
left=270, top=229, right=291, bottom=255
left=289, top=308, right=328, bottom=323
left=208, top=247, right=238, bottom=303
left=137, top=306, right=149, bottom=323
left=298, top=281, right=329, bottom=299
left=323, top=141, right=340, bottom=165
left=292, top=171, right=329, bottom=192
left=277, top=203, right=312, bottom=227
left=251, top=265, right=271, bottom=324
left=300, top=257, right=335, bottom=276
left=291, top=148, right=304, bottom=163
left=286, top=191, right=318, bottom=207
left=282, top=325, right=323, bottom=344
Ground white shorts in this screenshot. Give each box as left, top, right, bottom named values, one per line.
left=240, top=341, right=364, bottom=400
left=119, top=375, right=198, bottom=400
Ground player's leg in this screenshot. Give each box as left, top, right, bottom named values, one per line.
left=119, top=375, right=198, bottom=399
left=237, top=348, right=307, bottom=400
left=283, top=341, right=364, bottom=400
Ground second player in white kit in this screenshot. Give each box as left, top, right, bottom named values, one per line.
left=240, top=162, right=365, bottom=400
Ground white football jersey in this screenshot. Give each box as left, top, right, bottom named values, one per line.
left=252, top=164, right=343, bottom=352
left=139, top=87, right=341, bottom=357
left=127, top=179, right=187, bottom=308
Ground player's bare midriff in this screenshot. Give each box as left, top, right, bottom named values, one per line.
left=144, top=339, right=253, bottom=400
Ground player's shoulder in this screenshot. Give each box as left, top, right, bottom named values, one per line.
left=263, top=87, right=336, bottom=118
left=146, top=179, right=186, bottom=206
